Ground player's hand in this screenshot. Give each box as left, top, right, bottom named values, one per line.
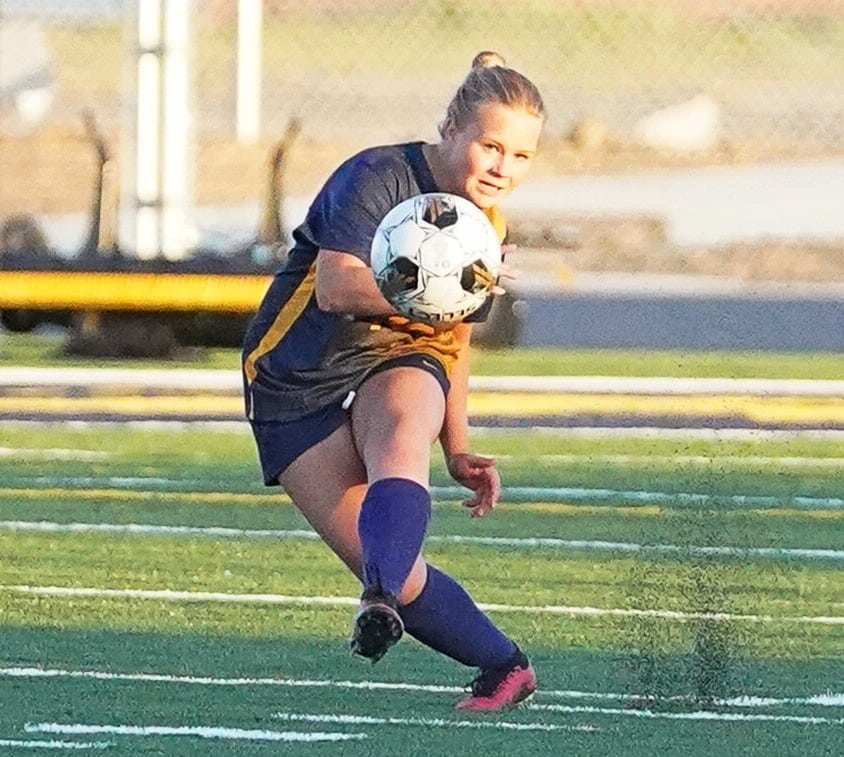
left=492, top=245, right=519, bottom=295
left=446, top=452, right=502, bottom=518
left=382, top=315, right=454, bottom=337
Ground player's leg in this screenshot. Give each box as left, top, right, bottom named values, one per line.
left=351, top=363, right=536, bottom=706
left=400, top=565, right=536, bottom=710
left=341, top=364, right=442, bottom=661
left=349, top=365, right=443, bottom=597
left=277, top=417, right=427, bottom=663
left=277, top=419, right=428, bottom=599
left=276, top=367, right=533, bottom=699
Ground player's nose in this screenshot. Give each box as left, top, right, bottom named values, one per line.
left=489, top=153, right=512, bottom=180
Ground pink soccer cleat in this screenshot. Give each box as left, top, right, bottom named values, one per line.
left=456, top=649, right=537, bottom=711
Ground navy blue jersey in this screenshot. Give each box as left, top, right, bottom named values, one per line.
left=242, top=141, right=505, bottom=422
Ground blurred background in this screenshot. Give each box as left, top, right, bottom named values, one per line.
left=1, top=0, right=842, bottom=349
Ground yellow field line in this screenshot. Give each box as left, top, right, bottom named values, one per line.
left=2, top=393, right=842, bottom=422
left=2, top=488, right=840, bottom=520
left=2, top=488, right=285, bottom=505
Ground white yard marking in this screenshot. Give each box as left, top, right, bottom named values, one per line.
left=4, top=476, right=844, bottom=508
left=0, top=666, right=462, bottom=693
left=529, top=703, right=844, bottom=726
left=436, top=486, right=844, bottom=509
left=11, top=476, right=200, bottom=488
left=6, top=367, right=844, bottom=397
left=273, top=712, right=593, bottom=733
left=2, top=585, right=841, bottom=624
left=4, top=419, right=844, bottom=439
left=0, top=739, right=111, bottom=750
left=3, top=666, right=842, bottom=711
left=541, top=690, right=844, bottom=708
left=25, top=723, right=364, bottom=743
left=2, top=520, right=842, bottom=562
left=0, top=448, right=110, bottom=461
left=438, top=535, right=844, bottom=561
left=0, top=521, right=319, bottom=541
left=517, top=454, right=844, bottom=468
left=3, top=666, right=841, bottom=733
left=725, top=693, right=844, bottom=708
left=476, top=427, right=844, bottom=441
left=4, top=447, right=841, bottom=468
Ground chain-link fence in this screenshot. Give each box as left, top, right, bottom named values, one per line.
left=2, top=0, right=843, bottom=252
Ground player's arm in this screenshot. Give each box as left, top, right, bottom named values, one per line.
left=440, top=322, right=501, bottom=518
left=316, top=247, right=452, bottom=337
left=314, top=248, right=396, bottom=317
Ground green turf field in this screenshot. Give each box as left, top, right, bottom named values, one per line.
left=0, top=422, right=841, bottom=755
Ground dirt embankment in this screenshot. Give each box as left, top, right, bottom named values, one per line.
left=507, top=215, right=844, bottom=285
left=3, top=126, right=843, bottom=284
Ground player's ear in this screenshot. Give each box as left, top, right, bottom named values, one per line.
left=440, top=118, right=458, bottom=140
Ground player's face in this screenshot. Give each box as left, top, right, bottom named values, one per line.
left=442, top=102, right=543, bottom=209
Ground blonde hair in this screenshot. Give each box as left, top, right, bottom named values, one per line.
left=439, top=51, right=546, bottom=138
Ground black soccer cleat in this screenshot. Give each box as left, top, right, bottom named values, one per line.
left=349, top=589, right=404, bottom=664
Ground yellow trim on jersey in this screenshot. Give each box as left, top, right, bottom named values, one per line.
left=483, top=205, right=507, bottom=242
left=243, top=266, right=317, bottom=385
left=377, top=335, right=462, bottom=373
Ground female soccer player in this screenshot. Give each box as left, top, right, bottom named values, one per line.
left=242, top=51, right=545, bottom=711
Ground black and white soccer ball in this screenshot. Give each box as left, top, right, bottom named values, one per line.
left=370, top=193, right=501, bottom=323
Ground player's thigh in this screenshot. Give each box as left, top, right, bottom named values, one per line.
left=278, top=421, right=368, bottom=577
left=351, top=366, right=446, bottom=483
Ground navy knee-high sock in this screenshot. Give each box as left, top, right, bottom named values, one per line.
left=357, top=477, right=431, bottom=598
left=399, top=565, right=517, bottom=669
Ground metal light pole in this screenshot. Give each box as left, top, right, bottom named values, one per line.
left=236, top=0, right=263, bottom=144
left=133, top=0, right=194, bottom=260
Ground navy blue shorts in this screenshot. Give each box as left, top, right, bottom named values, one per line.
left=249, top=352, right=450, bottom=485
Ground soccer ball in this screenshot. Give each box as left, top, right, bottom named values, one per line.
left=370, top=193, right=501, bottom=323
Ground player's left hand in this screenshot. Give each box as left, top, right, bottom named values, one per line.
left=447, top=452, right=501, bottom=518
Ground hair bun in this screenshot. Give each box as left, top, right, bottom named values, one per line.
left=471, top=51, right=506, bottom=69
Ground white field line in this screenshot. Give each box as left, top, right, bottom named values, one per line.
left=471, top=375, right=844, bottom=397
left=527, top=703, right=844, bottom=726
left=0, top=448, right=110, bottom=461
left=5, top=367, right=844, bottom=397
left=439, top=535, right=844, bottom=561
left=9, top=476, right=203, bottom=488
left=5, top=667, right=842, bottom=730
left=25, top=723, right=364, bottom=743
left=5, top=476, right=844, bottom=509
left=272, top=712, right=589, bottom=733
left=437, top=486, right=844, bottom=509
left=4, top=666, right=842, bottom=710
left=0, top=739, right=111, bottom=750
left=0, top=521, right=314, bottom=541
left=727, top=693, right=844, bottom=708
left=475, top=427, right=844, bottom=441
left=6, top=448, right=844, bottom=468
left=3, top=520, right=842, bottom=562
left=518, top=454, right=844, bottom=468
left=4, top=419, right=844, bottom=441
left=2, top=585, right=841, bottom=625
left=0, top=666, right=460, bottom=693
